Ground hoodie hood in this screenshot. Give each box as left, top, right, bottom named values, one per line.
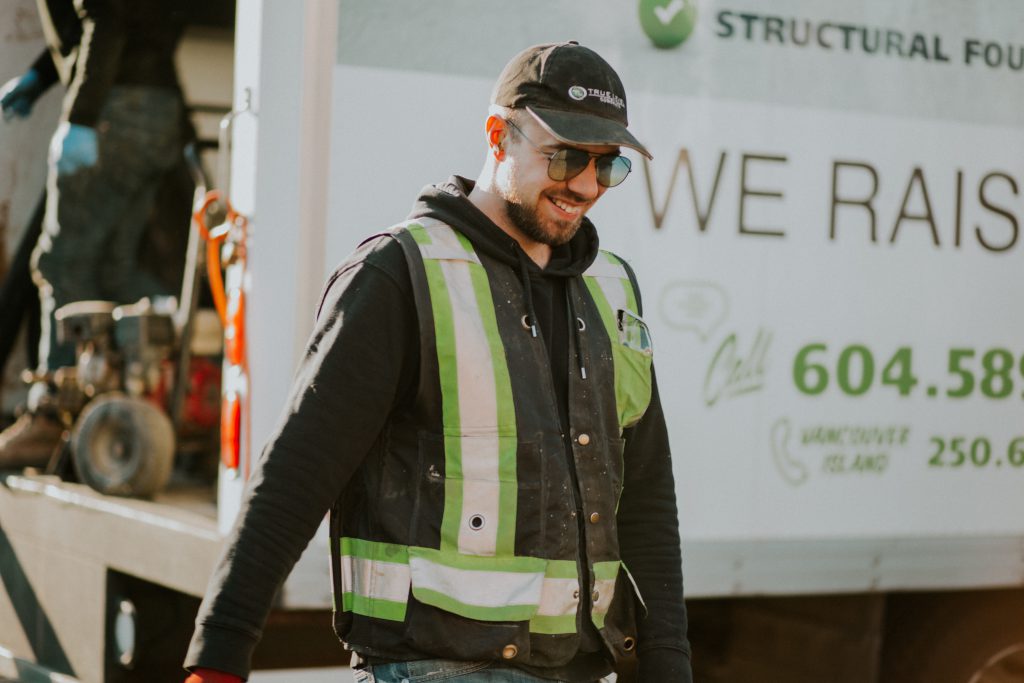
left=406, top=176, right=601, bottom=277
left=407, top=176, right=601, bottom=379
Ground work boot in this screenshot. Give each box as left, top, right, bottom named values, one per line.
left=0, top=410, right=64, bottom=470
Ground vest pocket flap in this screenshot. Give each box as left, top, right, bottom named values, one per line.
left=611, top=336, right=654, bottom=430
left=616, top=309, right=653, bottom=356
left=408, top=546, right=547, bottom=622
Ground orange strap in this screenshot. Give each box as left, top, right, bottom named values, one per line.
left=193, top=190, right=246, bottom=326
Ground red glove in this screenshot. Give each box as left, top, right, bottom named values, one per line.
left=185, top=668, right=244, bottom=683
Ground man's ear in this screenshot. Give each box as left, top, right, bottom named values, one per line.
left=485, top=115, right=507, bottom=161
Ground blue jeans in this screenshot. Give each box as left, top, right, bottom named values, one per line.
left=32, top=85, right=181, bottom=372
left=354, top=658, right=600, bottom=682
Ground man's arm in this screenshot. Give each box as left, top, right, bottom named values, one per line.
left=616, top=368, right=693, bottom=682
left=184, top=237, right=418, bottom=678
left=29, top=49, right=60, bottom=91
left=62, top=0, right=126, bottom=127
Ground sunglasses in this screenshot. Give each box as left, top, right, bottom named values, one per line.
left=504, top=119, right=632, bottom=188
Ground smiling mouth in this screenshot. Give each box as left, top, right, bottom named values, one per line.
left=549, top=196, right=584, bottom=216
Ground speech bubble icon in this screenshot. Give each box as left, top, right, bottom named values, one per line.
left=658, top=280, right=729, bottom=342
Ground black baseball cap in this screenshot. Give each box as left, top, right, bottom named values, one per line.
left=491, top=41, right=652, bottom=160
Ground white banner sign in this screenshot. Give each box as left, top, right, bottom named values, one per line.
left=328, top=0, right=1024, bottom=543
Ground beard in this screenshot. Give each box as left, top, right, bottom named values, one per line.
left=503, top=187, right=586, bottom=248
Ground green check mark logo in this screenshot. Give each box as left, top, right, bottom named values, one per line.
left=654, top=0, right=686, bottom=24
left=639, top=0, right=698, bottom=49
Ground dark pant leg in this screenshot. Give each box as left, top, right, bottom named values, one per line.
left=99, top=180, right=169, bottom=303
left=0, top=191, right=45, bottom=375
left=97, top=88, right=182, bottom=303
left=33, top=162, right=116, bottom=371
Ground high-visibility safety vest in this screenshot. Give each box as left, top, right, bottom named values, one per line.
left=329, top=218, right=654, bottom=666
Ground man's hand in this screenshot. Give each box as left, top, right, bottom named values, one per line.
left=0, top=69, right=44, bottom=121
left=184, top=668, right=243, bottom=683
left=50, top=121, right=99, bottom=176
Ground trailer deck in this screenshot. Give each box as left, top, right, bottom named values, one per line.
left=0, top=472, right=221, bottom=681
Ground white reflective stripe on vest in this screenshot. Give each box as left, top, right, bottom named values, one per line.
left=409, top=554, right=545, bottom=609
left=340, top=554, right=411, bottom=603
left=583, top=257, right=627, bottom=279
left=592, top=575, right=618, bottom=617
left=417, top=222, right=506, bottom=557
left=535, top=576, right=581, bottom=617
left=584, top=252, right=630, bottom=314
left=418, top=243, right=482, bottom=264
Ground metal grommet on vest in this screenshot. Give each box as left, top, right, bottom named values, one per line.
left=502, top=644, right=519, bottom=659
left=576, top=317, right=586, bottom=331
left=468, top=514, right=486, bottom=530
left=592, top=590, right=600, bottom=603
left=577, top=433, right=591, bottom=446
left=623, top=636, right=637, bottom=652
left=572, top=589, right=580, bottom=600
left=520, top=314, right=537, bottom=337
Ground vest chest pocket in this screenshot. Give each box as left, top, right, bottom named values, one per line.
left=581, top=253, right=655, bottom=432
left=613, top=310, right=654, bottom=430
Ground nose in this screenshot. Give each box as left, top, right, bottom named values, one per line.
left=565, top=158, right=602, bottom=200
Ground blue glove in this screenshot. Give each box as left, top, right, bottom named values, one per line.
left=50, top=121, right=99, bottom=176
left=0, top=69, right=43, bottom=121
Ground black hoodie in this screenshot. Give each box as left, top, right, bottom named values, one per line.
left=185, top=177, right=691, bottom=682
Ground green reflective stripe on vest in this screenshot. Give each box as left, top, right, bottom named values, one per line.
left=340, top=537, right=411, bottom=622
left=591, top=560, right=621, bottom=629
left=408, top=224, right=465, bottom=551
left=583, top=252, right=652, bottom=431
left=407, top=222, right=518, bottom=557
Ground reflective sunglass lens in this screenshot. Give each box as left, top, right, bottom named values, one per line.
left=547, top=149, right=588, bottom=182
left=597, top=156, right=631, bottom=187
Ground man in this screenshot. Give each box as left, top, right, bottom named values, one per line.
left=0, top=0, right=185, bottom=467
left=185, top=42, right=691, bottom=682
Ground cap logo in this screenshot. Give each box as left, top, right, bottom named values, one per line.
left=566, top=85, right=626, bottom=110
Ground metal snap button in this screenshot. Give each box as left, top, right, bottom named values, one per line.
left=589, top=512, right=600, bottom=524
left=502, top=644, right=518, bottom=659
left=572, top=589, right=580, bottom=600
left=592, top=590, right=600, bottom=602
left=577, top=433, right=591, bottom=446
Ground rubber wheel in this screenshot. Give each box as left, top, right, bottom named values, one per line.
left=881, top=590, right=1024, bottom=683
left=71, top=393, right=175, bottom=498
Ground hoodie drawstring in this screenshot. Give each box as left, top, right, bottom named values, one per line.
left=567, top=287, right=587, bottom=380
left=517, top=250, right=539, bottom=338
left=515, top=248, right=587, bottom=379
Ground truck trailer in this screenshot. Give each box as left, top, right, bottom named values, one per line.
left=2, top=1, right=1023, bottom=682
